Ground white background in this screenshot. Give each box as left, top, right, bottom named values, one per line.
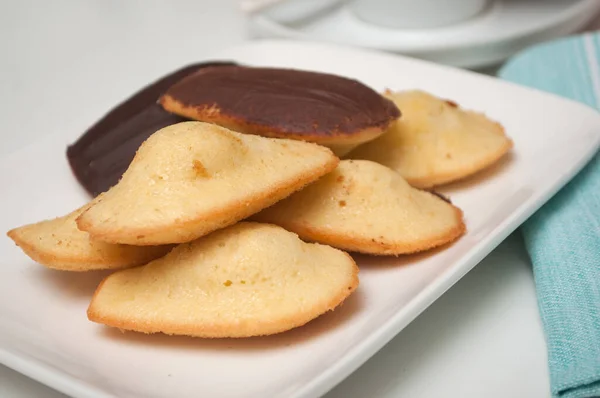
left=3, top=1, right=590, bottom=397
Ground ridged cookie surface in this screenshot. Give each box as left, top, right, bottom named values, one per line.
left=76, top=121, right=338, bottom=245
left=87, top=222, right=359, bottom=338
left=254, top=160, right=465, bottom=255
left=349, top=90, right=512, bottom=188
left=7, top=202, right=171, bottom=271
left=159, top=66, right=400, bottom=156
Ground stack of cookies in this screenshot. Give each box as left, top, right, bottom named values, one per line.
left=7, top=63, right=512, bottom=338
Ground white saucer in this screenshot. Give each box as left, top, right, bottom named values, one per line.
left=247, top=0, right=600, bottom=68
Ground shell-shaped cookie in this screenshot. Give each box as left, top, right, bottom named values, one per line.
left=87, top=222, right=359, bottom=338
left=159, top=66, right=400, bottom=156
left=76, top=121, right=339, bottom=245
left=7, top=201, right=171, bottom=271
left=349, top=90, right=512, bottom=188
left=254, top=160, right=465, bottom=255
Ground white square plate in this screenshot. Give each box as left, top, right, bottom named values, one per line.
left=1, top=40, right=598, bottom=398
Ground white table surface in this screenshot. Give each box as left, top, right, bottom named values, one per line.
left=0, top=1, right=552, bottom=397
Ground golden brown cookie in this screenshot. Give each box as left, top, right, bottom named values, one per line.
left=159, top=65, right=400, bottom=156
left=87, top=222, right=359, bottom=338
left=7, top=201, right=171, bottom=271
left=253, top=160, right=465, bottom=255
left=348, top=90, right=512, bottom=188
left=76, top=121, right=339, bottom=246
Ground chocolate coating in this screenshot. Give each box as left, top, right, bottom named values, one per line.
left=66, top=62, right=236, bottom=196
left=161, top=66, right=400, bottom=138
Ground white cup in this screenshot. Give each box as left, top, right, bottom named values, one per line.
left=260, top=0, right=343, bottom=24
left=349, top=0, right=490, bottom=29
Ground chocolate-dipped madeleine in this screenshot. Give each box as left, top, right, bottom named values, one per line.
left=159, top=66, right=401, bottom=156
left=66, top=62, right=235, bottom=197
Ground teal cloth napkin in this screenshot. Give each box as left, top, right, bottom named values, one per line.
left=498, top=34, right=600, bottom=398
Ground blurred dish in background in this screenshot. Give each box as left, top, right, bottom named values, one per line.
left=245, top=0, right=600, bottom=69
left=350, top=0, right=490, bottom=30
